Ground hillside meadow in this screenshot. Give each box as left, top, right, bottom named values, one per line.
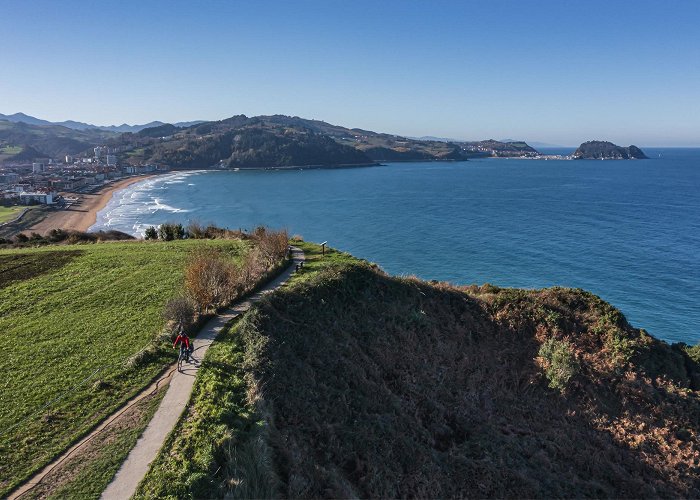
left=0, top=206, right=25, bottom=224
left=0, top=238, right=248, bottom=496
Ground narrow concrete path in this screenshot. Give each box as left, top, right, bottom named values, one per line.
left=101, top=247, right=304, bottom=500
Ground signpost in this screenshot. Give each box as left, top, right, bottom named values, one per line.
left=321, top=241, right=327, bottom=256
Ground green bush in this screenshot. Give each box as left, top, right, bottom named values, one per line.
left=144, top=226, right=158, bottom=240
left=538, top=338, right=579, bottom=391
left=158, top=223, right=186, bottom=241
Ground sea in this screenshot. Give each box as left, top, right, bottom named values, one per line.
left=92, top=148, right=700, bottom=345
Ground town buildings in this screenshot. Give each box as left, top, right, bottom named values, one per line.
left=0, top=145, right=166, bottom=205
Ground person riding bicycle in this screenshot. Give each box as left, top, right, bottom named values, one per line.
left=173, top=326, right=192, bottom=363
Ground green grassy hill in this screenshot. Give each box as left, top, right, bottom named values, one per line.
left=0, top=206, right=25, bottom=224
left=0, top=120, right=116, bottom=161
left=137, top=242, right=700, bottom=498
left=115, top=115, right=539, bottom=169
left=0, top=239, right=248, bottom=496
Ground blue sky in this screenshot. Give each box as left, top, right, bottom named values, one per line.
left=1, top=0, right=699, bottom=146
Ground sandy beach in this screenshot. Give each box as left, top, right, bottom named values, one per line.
left=29, top=175, right=155, bottom=234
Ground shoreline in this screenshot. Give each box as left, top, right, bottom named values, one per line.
left=24, top=163, right=376, bottom=235
left=28, top=175, right=158, bottom=234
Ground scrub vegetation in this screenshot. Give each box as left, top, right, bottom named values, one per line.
left=138, top=241, right=700, bottom=498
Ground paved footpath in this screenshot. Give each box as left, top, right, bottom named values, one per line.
left=8, top=248, right=304, bottom=500
left=100, top=247, right=304, bottom=500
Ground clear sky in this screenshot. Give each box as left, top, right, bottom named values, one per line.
left=1, top=0, right=699, bottom=146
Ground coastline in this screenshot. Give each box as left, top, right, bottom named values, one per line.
left=24, top=163, right=374, bottom=235
left=29, top=175, right=157, bottom=234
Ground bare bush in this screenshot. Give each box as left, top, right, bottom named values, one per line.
left=182, top=227, right=289, bottom=313
left=185, top=249, right=236, bottom=312
left=239, top=247, right=265, bottom=292
left=163, top=295, right=197, bottom=330
left=253, top=227, right=289, bottom=269
left=186, top=220, right=207, bottom=239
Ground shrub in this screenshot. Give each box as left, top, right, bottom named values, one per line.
left=253, top=227, right=289, bottom=269
left=538, top=338, right=579, bottom=391
left=46, top=229, right=69, bottom=243
left=163, top=295, right=197, bottom=330
left=158, top=223, right=186, bottom=241
left=186, top=220, right=207, bottom=239
left=185, top=249, right=238, bottom=312
left=239, top=247, right=265, bottom=292
left=605, top=328, right=634, bottom=368
left=144, top=226, right=158, bottom=240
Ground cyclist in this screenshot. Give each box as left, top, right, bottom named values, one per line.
left=173, top=326, right=192, bottom=363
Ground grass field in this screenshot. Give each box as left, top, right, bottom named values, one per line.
left=0, top=206, right=26, bottom=224
left=25, top=386, right=167, bottom=500
left=0, top=239, right=249, bottom=496
left=0, top=145, right=23, bottom=155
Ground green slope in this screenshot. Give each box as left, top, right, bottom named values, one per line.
left=0, top=239, right=247, bottom=496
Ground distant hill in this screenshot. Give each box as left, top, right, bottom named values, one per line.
left=463, top=139, right=539, bottom=157
left=572, top=141, right=648, bottom=160
left=118, top=116, right=375, bottom=169
left=1, top=111, right=542, bottom=167
left=0, top=112, right=205, bottom=133
left=0, top=120, right=116, bottom=161
left=116, top=115, right=542, bottom=169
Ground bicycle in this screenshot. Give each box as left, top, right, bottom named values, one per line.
left=177, top=343, right=193, bottom=372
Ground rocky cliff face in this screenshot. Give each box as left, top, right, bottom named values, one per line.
left=572, top=140, right=648, bottom=159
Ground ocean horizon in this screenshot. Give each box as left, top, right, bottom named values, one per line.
left=92, top=148, right=700, bottom=345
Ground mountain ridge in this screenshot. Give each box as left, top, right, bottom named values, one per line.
left=0, top=112, right=205, bottom=133
left=2, top=112, right=542, bottom=167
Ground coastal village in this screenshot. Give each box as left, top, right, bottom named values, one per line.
left=0, top=146, right=166, bottom=208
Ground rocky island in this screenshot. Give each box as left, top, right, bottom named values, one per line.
left=572, top=140, right=648, bottom=160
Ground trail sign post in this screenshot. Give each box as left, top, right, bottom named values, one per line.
left=321, top=241, right=327, bottom=256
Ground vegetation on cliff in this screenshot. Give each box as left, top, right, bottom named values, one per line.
left=136, top=242, right=700, bottom=498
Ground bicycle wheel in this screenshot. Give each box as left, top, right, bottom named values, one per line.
left=177, top=352, right=184, bottom=372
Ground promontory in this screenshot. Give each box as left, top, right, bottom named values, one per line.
left=572, top=140, right=648, bottom=159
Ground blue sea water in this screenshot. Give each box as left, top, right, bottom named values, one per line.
left=92, top=149, right=700, bottom=344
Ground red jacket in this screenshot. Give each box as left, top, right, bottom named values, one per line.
left=173, top=334, right=190, bottom=349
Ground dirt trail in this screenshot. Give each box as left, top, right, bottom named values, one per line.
left=9, top=248, right=304, bottom=500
